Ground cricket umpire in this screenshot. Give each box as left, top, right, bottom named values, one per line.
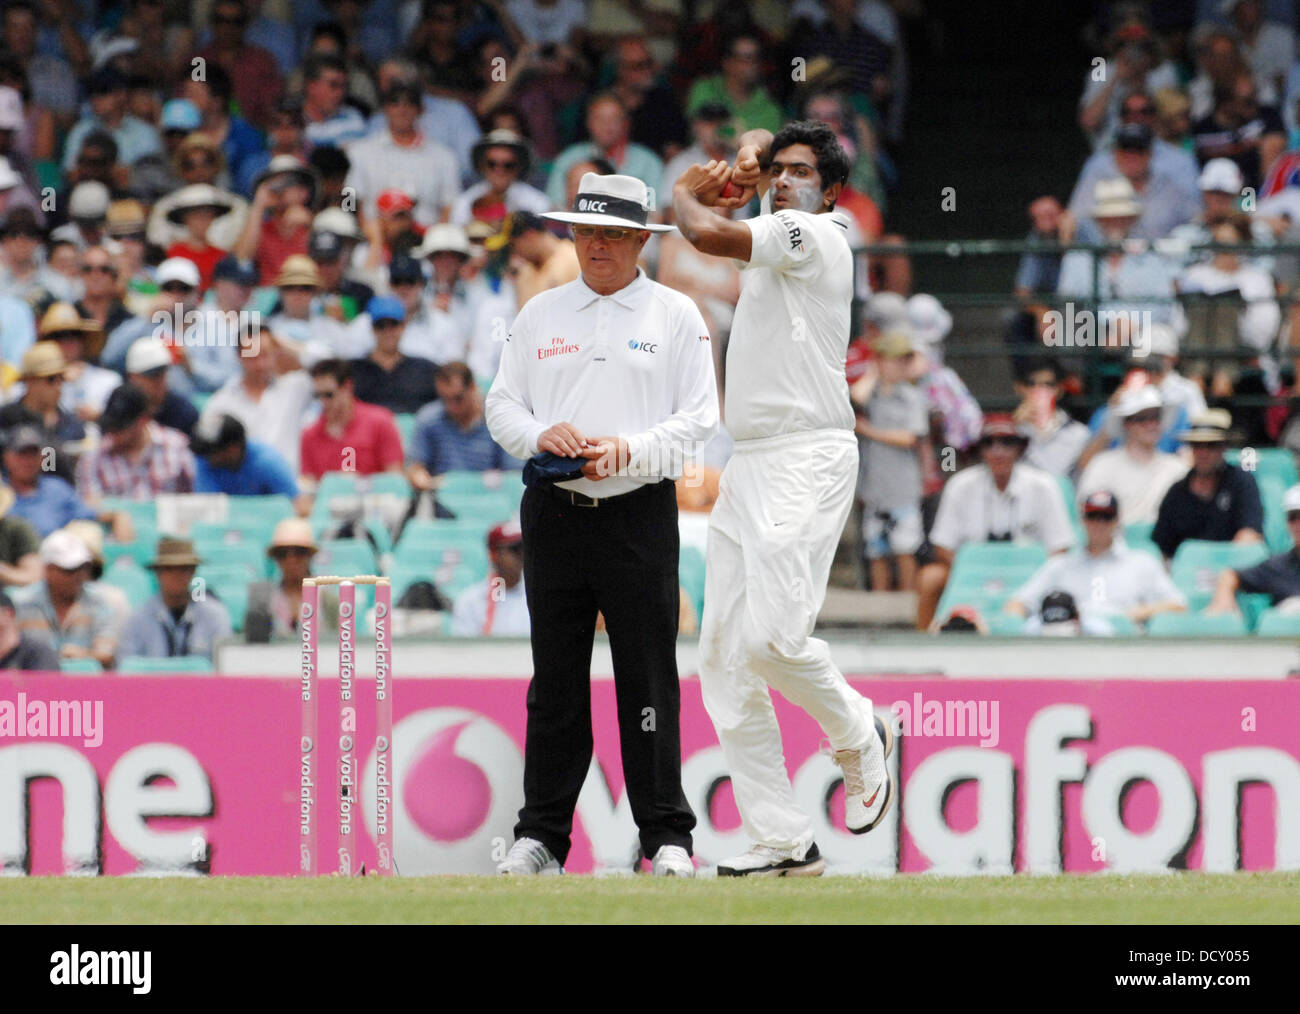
left=485, top=173, right=719, bottom=876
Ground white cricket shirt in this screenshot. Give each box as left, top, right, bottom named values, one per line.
left=726, top=208, right=856, bottom=441
left=485, top=268, right=719, bottom=498
left=929, top=463, right=1076, bottom=554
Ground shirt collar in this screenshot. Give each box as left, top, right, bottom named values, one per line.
left=573, top=267, right=649, bottom=311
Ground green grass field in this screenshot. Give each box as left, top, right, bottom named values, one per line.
left=2, top=873, right=1297, bottom=924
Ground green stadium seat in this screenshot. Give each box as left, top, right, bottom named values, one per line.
left=1255, top=607, right=1300, bottom=636
left=1226, top=447, right=1299, bottom=489
left=210, top=584, right=248, bottom=633
left=1147, top=611, right=1249, bottom=637
left=985, top=613, right=1026, bottom=636
left=316, top=539, right=378, bottom=577
left=1256, top=474, right=1292, bottom=555
left=59, top=657, right=103, bottom=673
left=101, top=497, right=156, bottom=530
left=951, top=542, right=1048, bottom=573
left=118, top=655, right=215, bottom=674
left=102, top=521, right=159, bottom=569
left=193, top=540, right=270, bottom=579
left=1170, top=540, right=1270, bottom=597
left=436, top=489, right=520, bottom=524
left=100, top=560, right=156, bottom=609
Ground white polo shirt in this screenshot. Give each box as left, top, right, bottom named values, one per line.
left=930, top=462, right=1075, bottom=554
left=485, top=268, right=719, bottom=498
left=1009, top=540, right=1186, bottom=620
left=726, top=207, right=856, bottom=441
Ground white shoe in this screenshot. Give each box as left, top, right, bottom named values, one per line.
left=833, top=715, right=895, bottom=834
left=717, top=842, right=825, bottom=877
left=651, top=845, right=695, bottom=877
left=496, top=837, right=563, bottom=875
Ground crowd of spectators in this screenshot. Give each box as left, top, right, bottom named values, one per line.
left=0, top=0, right=912, bottom=666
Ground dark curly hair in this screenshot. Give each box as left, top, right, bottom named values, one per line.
left=767, top=120, right=851, bottom=209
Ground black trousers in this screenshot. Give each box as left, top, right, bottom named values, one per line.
left=514, top=479, right=696, bottom=865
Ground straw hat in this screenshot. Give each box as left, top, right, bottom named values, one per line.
left=19, top=341, right=66, bottom=379
left=165, top=183, right=234, bottom=224
left=1092, top=178, right=1142, bottom=219
left=1181, top=408, right=1233, bottom=444
left=267, top=518, right=319, bottom=556
left=146, top=536, right=202, bottom=569
left=273, top=254, right=323, bottom=289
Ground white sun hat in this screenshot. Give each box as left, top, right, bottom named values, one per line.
left=541, top=172, right=674, bottom=232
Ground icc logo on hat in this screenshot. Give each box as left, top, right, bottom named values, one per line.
left=577, top=198, right=608, bottom=213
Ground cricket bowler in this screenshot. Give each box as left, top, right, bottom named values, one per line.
left=672, top=120, right=895, bottom=877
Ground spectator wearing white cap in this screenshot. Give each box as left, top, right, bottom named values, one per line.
left=1208, top=482, right=1300, bottom=614
left=1168, top=158, right=1276, bottom=262
left=904, top=292, right=983, bottom=453
left=12, top=529, right=121, bottom=668
left=1058, top=177, right=1183, bottom=324
left=97, top=256, right=203, bottom=375
left=1140, top=322, right=1208, bottom=423
left=125, top=336, right=199, bottom=438
left=1006, top=489, right=1186, bottom=634
left=50, top=181, right=111, bottom=250
left=1077, top=386, right=1189, bottom=526
left=396, top=224, right=476, bottom=364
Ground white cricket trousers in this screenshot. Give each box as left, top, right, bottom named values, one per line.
left=698, top=428, right=872, bottom=858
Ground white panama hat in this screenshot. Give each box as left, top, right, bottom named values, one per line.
left=541, top=173, right=674, bottom=233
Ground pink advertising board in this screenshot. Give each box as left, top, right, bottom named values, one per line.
left=1, top=674, right=1297, bottom=876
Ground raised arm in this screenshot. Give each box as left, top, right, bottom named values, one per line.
left=672, top=161, right=754, bottom=261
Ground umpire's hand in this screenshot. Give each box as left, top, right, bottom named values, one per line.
left=538, top=422, right=590, bottom=457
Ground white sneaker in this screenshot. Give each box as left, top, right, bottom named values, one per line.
left=651, top=845, right=695, bottom=877
left=717, top=843, right=825, bottom=877
left=833, top=715, right=895, bottom=834
left=496, top=837, right=563, bottom=875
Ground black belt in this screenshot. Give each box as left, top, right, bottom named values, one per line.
left=540, top=479, right=672, bottom=508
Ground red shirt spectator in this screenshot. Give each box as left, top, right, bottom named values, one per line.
left=165, top=242, right=227, bottom=292
left=299, top=359, right=404, bottom=480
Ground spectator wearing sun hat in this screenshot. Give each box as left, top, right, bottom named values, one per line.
left=450, top=520, right=529, bottom=638
left=451, top=130, right=550, bottom=227
left=265, top=253, right=358, bottom=361
left=0, top=340, right=86, bottom=484
left=1151, top=409, right=1264, bottom=559
left=1006, top=489, right=1186, bottom=634
left=163, top=184, right=235, bottom=291
left=118, top=537, right=231, bottom=662
left=234, top=154, right=318, bottom=285
left=245, top=518, right=338, bottom=643
left=1077, top=386, right=1188, bottom=526
left=918, top=415, right=1074, bottom=629
left=348, top=295, right=438, bottom=414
